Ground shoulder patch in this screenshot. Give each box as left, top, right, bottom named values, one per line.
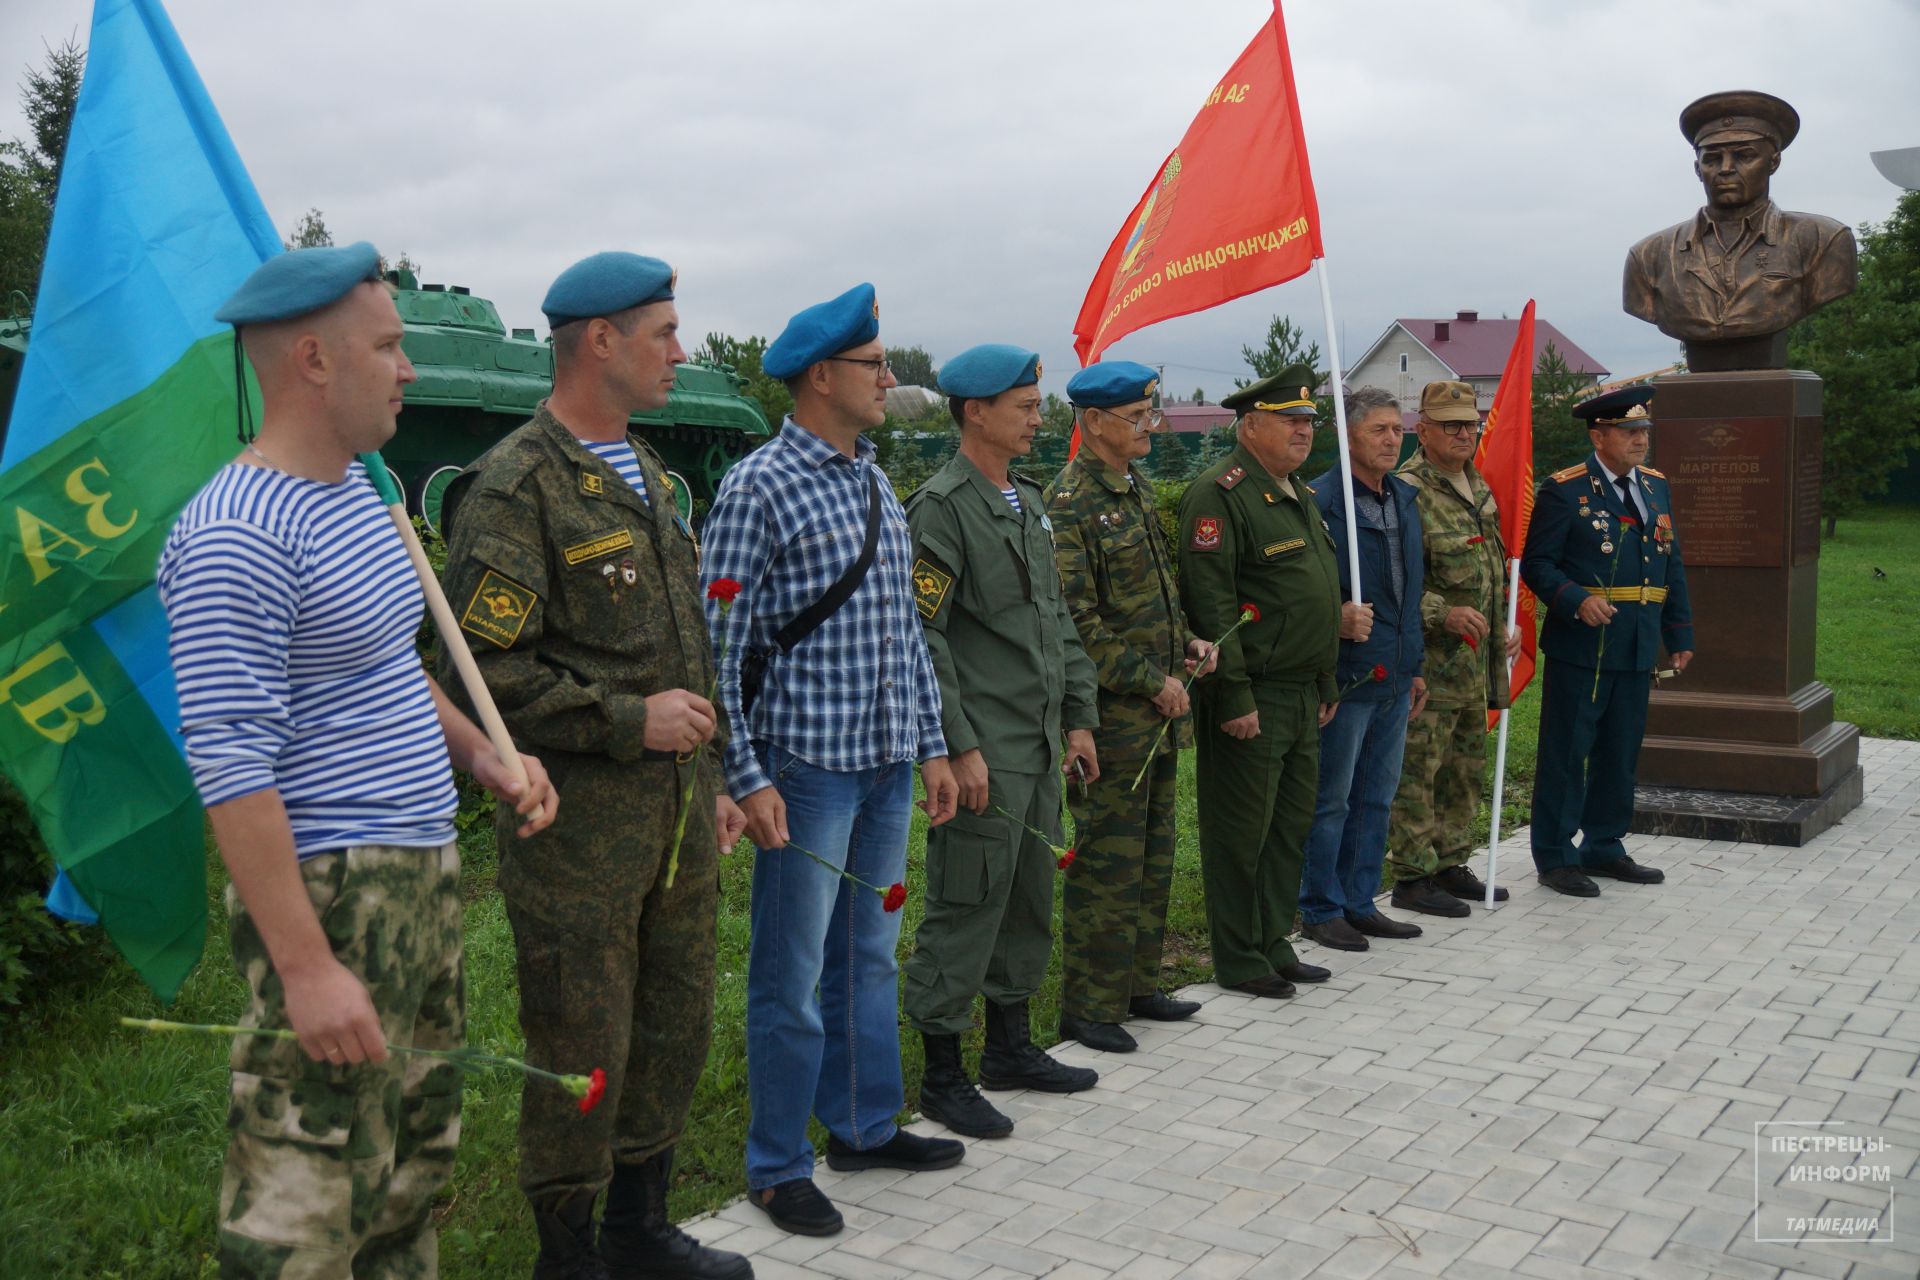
left=1190, top=515, right=1223, bottom=552
left=1216, top=464, right=1247, bottom=490
left=911, top=558, right=954, bottom=620
left=1640, top=466, right=1666, bottom=479
left=1550, top=464, right=1587, bottom=483
left=461, top=569, right=538, bottom=649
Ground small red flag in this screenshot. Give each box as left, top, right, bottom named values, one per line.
left=1071, top=2, right=1323, bottom=371
left=1474, top=299, right=1538, bottom=725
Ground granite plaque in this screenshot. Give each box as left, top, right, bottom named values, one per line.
left=1660, top=416, right=1786, bottom=567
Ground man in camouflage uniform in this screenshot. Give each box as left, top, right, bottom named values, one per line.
left=903, top=343, right=1101, bottom=1137
left=1178, top=367, right=1342, bottom=1000
left=160, top=244, right=556, bottom=1279
left=1387, top=380, right=1516, bottom=918
left=1047, top=360, right=1213, bottom=1054
left=439, top=253, right=751, bottom=1280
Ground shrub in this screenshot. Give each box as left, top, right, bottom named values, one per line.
left=0, top=775, right=101, bottom=1019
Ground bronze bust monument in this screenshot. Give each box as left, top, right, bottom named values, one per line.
left=1623, top=90, right=1857, bottom=371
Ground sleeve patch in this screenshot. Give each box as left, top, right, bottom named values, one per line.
left=912, top=558, right=954, bottom=620
left=461, top=569, right=538, bottom=649
left=1190, top=515, right=1223, bottom=551
left=562, top=527, right=635, bottom=565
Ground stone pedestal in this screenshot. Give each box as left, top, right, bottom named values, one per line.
left=1631, top=369, right=1861, bottom=843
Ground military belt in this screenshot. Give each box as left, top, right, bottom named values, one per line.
left=1597, top=585, right=1668, bottom=604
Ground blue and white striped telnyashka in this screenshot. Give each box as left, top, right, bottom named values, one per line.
left=157, top=460, right=458, bottom=856
left=699, top=419, right=946, bottom=798
left=582, top=438, right=650, bottom=503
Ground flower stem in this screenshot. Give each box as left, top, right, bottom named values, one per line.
left=773, top=841, right=890, bottom=897
left=117, top=1017, right=581, bottom=1086
left=1131, top=612, right=1252, bottom=792
left=664, top=625, right=731, bottom=890
left=988, top=804, right=1071, bottom=859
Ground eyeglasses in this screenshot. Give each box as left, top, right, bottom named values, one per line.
left=1433, top=421, right=1481, bottom=437
left=1096, top=406, right=1167, bottom=434
left=827, top=356, right=893, bottom=378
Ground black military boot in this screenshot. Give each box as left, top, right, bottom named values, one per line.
left=598, top=1151, right=753, bottom=1280
left=532, top=1192, right=609, bottom=1280
left=918, top=1031, right=1013, bottom=1138
left=979, top=1001, right=1099, bottom=1094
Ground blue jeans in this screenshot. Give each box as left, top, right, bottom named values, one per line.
left=1300, top=689, right=1411, bottom=924
left=745, top=743, right=913, bottom=1191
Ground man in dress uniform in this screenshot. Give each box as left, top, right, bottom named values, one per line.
left=1387, top=380, right=1515, bottom=919
left=903, top=343, right=1102, bottom=1138
left=438, top=252, right=752, bottom=1280
left=1047, top=360, right=1215, bottom=1052
left=1178, top=366, right=1342, bottom=1000
left=1523, top=385, right=1693, bottom=895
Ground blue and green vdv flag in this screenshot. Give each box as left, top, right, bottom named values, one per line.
left=0, top=0, right=281, bottom=999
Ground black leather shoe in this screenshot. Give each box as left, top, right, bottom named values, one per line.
left=1058, top=1013, right=1137, bottom=1053
left=919, top=1032, right=1014, bottom=1137
left=978, top=1001, right=1098, bottom=1094
left=1302, top=918, right=1369, bottom=951
left=1435, top=864, right=1509, bottom=902
left=1228, top=973, right=1296, bottom=999
left=1346, top=911, right=1422, bottom=940
left=1538, top=867, right=1601, bottom=897
left=751, top=1179, right=842, bottom=1237
left=1279, top=961, right=1330, bottom=984
left=825, top=1128, right=964, bottom=1174
left=601, top=1151, right=753, bottom=1279
left=1127, top=992, right=1202, bottom=1021
left=532, top=1191, right=608, bottom=1280
left=1390, top=876, right=1471, bottom=918
left=1584, top=856, right=1665, bottom=884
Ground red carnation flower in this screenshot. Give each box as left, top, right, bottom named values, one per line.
left=1058, top=848, right=1076, bottom=871
left=883, top=882, right=908, bottom=913
left=578, top=1067, right=607, bottom=1115
left=1463, top=634, right=1479, bottom=652
left=1371, top=664, right=1388, bottom=682
left=1240, top=602, right=1261, bottom=623
left=1466, top=535, right=1485, bottom=545
left=707, top=578, right=744, bottom=604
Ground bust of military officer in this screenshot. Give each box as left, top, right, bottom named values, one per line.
left=1622, top=90, right=1857, bottom=371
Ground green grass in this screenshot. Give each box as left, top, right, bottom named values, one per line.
left=3, top=507, right=1915, bottom=1277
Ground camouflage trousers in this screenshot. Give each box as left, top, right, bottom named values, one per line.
left=1387, top=702, right=1487, bottom=881
left=501, top=753, right=717, bottom=1209
left=220, top=843, right=464, bottom=1280
left=904, top=767, right=1059, bottom=1035
left=1062, top=746, right=1177, bottom=1023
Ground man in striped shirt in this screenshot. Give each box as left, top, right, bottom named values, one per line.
left=437, top=253, right=751, bottom=1280
left=702, top=283, right=961, bottom=1238
left=159, top=243, right=556, bottom=1278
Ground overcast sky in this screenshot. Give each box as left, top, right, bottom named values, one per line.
left=3, top=0, right=1915, bottom=399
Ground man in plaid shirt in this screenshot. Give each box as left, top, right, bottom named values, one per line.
left=701, top=283, right=961, bottom=1238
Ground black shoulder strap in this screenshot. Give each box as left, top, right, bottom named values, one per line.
left=770, top=471, right=883, bottom=655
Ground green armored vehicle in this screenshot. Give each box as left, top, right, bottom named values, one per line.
left=377, top=268, right=769, bottom=531
left=0, top=293, right=29, bottom=443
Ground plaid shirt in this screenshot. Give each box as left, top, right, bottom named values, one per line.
left=701, top=418, right=946, bottom=798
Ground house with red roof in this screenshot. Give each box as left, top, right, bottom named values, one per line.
left=1346, top=310, right=1607, bottom=428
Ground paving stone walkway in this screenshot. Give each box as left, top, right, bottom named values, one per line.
left=694, top=736, right=1920, bottom=1279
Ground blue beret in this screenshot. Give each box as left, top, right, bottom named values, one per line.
left=938, top=344, right=1041, bottom=399
left=1066, top=360, right=1159, bottom=409
left=214, top=242, right=382, bottom=327
left=1573, top=384, right=1656, bottom=427
left=542, top=252, right=676, bottom=327
left=763, top=283, right=880, bottom=380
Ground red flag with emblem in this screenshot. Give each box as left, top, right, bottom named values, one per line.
left=1474, top=299, right=1538, bottom=725
left=1068, top=0, right=1322, bottom=459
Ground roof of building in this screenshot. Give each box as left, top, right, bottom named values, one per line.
left=1161, top=402, right=1236, bottom=435
left=1351, top=311, right=1609, bottom=380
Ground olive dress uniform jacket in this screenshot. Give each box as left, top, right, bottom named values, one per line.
left=1176, top=443, right=1341, bottom=712
left=907, top=452, right=1098, bottom=773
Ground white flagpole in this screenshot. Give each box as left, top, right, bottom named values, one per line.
left=1313, top=258, right=1362, bottom=605
left=1484, top=556, right=1523, bottom=907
